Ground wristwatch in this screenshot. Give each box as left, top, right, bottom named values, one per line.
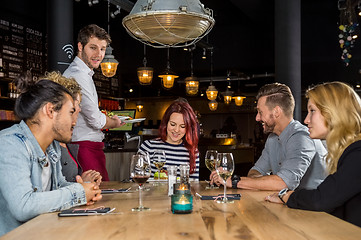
left=231, top=175, right=240, bottom=189
left=278, top=188, right=289, bottom=204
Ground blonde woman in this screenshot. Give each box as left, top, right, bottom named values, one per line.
left=266, top=81, right=361, bottom=227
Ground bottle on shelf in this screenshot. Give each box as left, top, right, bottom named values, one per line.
left=8, top=82, right=13, bottom=98
left=0, top=58, right=4, bottom=78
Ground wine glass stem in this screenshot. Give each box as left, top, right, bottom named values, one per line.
left=138, top=184, right=143, bottom=208
left=158, top=170, right=160, bottom=181
left=223, top=180, right=227, bottom=201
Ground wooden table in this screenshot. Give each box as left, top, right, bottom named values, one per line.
left=2, top=181, right=361, bottom=240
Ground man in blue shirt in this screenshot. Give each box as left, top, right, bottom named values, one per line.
left=0, top=76, right=102, bottom=236
left=211, top=83, right=327, bottom=191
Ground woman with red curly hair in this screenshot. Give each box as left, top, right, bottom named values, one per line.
left=139, top=99, right=199, bottom=180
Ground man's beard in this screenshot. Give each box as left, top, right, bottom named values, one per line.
left=81, top=51, right=99, bottom=69
left=263, top=114, right=276, bottom=133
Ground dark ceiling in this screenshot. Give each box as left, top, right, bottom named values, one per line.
left=3, top=0, right=361, bottom=99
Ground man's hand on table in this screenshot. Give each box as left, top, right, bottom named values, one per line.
left=76, top=175, right=103, bottom=205
left=210, top=170, right=232, bottom=188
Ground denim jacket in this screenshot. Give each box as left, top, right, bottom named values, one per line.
left=0, top=121, right=87, bottom=236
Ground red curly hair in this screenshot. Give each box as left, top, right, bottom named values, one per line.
left=158, top=100, right=199, bottom=173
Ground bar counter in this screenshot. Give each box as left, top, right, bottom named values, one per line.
left=2, top=181, right=361, bottom=240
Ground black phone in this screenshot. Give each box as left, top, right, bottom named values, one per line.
left=201, top=194, right=241, bottom=200
left=101, top=188, right=131, bottom=194
left=58, top=207, right=113, bottom=217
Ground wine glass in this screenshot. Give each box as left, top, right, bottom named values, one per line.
left=215, top=153, right=235, bottom=203
left=130, top=154, right=151, bottom=211
left=205, top=150, right=219, bottom=190
left=152, top=150, right=166, bottom=183
left=136, top=151, right=151, bottom=191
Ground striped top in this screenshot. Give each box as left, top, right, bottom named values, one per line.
left=138, top=139, right=199, bottom=180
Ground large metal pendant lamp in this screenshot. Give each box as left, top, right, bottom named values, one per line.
left=158, top=48, right=178, bottom=89
left=137, top=45, right=153, bottom=85
left=122, top=0, right=215, bottom=48
left=101, top=0, right=119, bottom=77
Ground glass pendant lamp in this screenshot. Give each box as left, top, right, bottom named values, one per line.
left=158, top=48, right=178, bottom=89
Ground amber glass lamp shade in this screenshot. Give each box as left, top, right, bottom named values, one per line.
left=101, top=62, right=118, bottom=77
left=136, top=104, right=144, bottom=112
left=222, top=89, right=233, bottom=104
left=137, top=67, right=153, bottom=85
left=159, top=72, right=179, bottom=89
left=185, top=76, right=199, bottom=95
left=224, top=95, right=232, bottom=104
left=233, top=96, right=246, bottom=106
left=208, top=100, right=218, bottom=111
left=206, top=85, right=218, bottom=101
left=101, top=46, right=119, bottom=78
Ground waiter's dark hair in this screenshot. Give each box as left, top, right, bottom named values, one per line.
left=77, top=24, right=111, bottom=48
left=14, top=72, right=72, bottom=122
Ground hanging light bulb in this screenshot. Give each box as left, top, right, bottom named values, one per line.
left=137, top=45, right=153, bottom=85
left=208, top=100, right=218, bottom=111
left=158, top=48, right=178, bottom=89
left=101, top=0, right=119, bottom=78
left=233, top=96, right=246, bottom=106
left=185, top=76, right=199, bottom=96
left=136, top=103, right=144, bottom=112
left=222, top=89, right=233, bottom=104
left=101, top=45, right=119, bottom=77
left=206, top=85, right=218, bottom=100
left=206, top=48, right=218, bottom=100
left=185, top=50, right=199, bottom=95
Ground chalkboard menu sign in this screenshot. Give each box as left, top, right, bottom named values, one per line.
left=0, top=18, right=46, bottom=81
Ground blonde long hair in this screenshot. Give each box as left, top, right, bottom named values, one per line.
left=306, top=82, right=361, bottom=173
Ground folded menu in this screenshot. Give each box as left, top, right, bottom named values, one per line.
left=200, top=194, right=241, bottom=200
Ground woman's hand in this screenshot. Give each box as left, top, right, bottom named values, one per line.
left=265, top=193, right=283, bottom=204
left=265, top=191, right=293, bottom=204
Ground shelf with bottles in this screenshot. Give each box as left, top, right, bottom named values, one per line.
left=0, top=77, right=19, bottom=99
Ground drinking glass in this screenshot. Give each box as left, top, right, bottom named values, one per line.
left=136, top=151, right=151, bottom=191
left=205, top=150, right=219, bottom=190
left=152, top=150, right=166, bottom=183
left=130, top=154, right=151, bottom=211
left=215, top=153, right=235, bottom=203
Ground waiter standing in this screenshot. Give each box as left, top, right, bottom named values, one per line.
left=64, top=24, right=124, bottom=181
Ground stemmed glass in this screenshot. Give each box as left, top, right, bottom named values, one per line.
left=130, top=154, right=151, bottom=211
left=215, top=153, right=235, bottom=203
left=205, top=150, right=219, bottom=190
left=152, top=150, right=166, bottom=183
left=136, top=151, right=151, bottom=191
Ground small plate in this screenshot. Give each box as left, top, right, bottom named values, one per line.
left=123, top=118, right=146, bottom=123
left=117, top=116, right=130, bottom=120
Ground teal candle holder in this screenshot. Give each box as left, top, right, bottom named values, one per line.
left=171, top=183, right=193, bottom=214
left=171, top=193, right=193, bottom=214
